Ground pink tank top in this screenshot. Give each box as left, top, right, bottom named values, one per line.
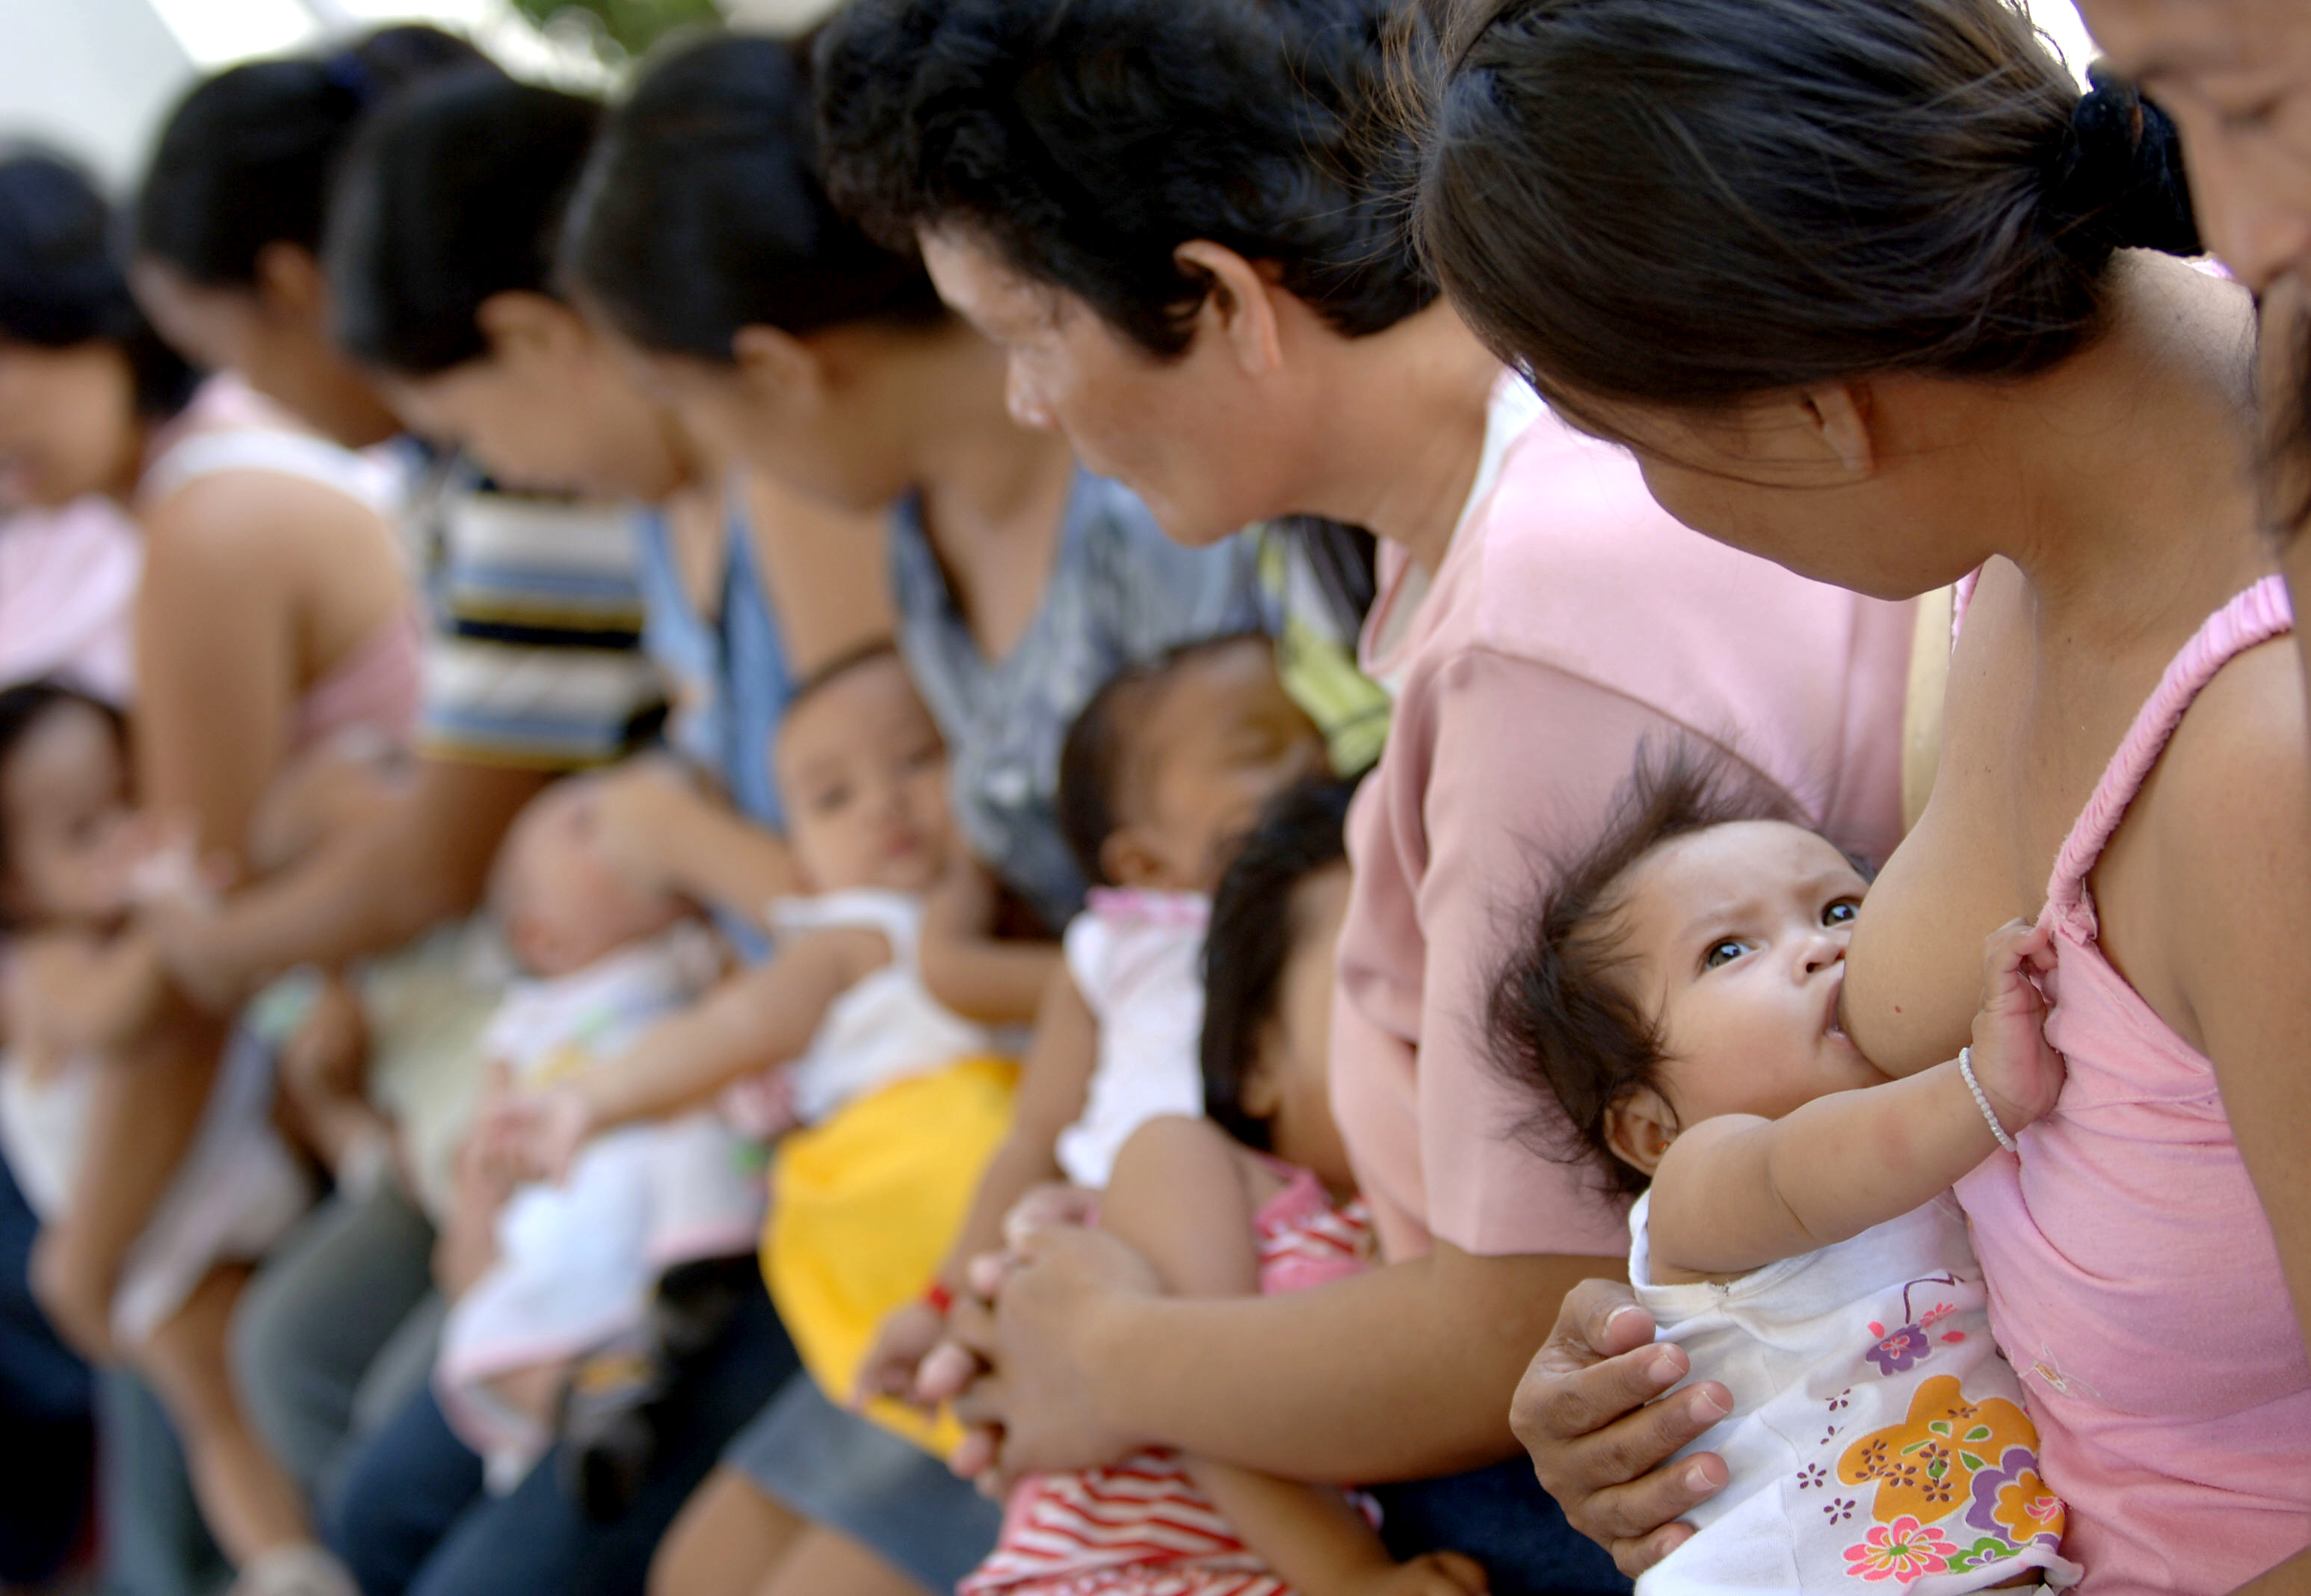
left=290, top=609, right=422, bottom=751
left=141, top=377, right=421, bottom=752
left=1954, top=575, right=2311, bottom=1593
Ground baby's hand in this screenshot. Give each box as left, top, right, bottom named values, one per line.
left=853, top=1299, right=948, bottom=1414
left=1966, top=918, right=2064, bottom=1136
left=1360, top=1551, right=1490, bottom=1595
left=481, top=1086, right=593, bottom=1186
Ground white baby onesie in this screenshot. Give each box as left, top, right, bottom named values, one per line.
left=1054, top=888, right=1209, bottom=1190
left=436, top=922, right=762, bottom=1487
left=1633, top=1190, right=2082, bottom=1595
left=744, top=888, right=996, bottom=1128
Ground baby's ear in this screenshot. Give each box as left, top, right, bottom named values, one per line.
left=1603, top=1087, right=1679, bottom=1178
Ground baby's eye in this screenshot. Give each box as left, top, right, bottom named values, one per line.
left=1823, top=899, right=1860, bottom=927
left=1703, top=938, right=1749, bottom=971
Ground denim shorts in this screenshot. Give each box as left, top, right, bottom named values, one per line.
left=724, top=1374, right=1002, bottom=1593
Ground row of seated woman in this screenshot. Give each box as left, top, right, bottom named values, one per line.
left=0, top=1, right=2305, bottom=1595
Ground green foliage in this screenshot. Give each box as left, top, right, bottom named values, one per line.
left=507, top=0, right=725, bottom=62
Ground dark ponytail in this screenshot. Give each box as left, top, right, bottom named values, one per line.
left=562, top=31, right=945, bottom=364
left=1419, top=0, right=2202, bottom=413
left=2043, top=66, right=2201, bottom=260
left=136, top=26, right=490, bottom=288
left=0, top=149, right=197, bottom=418
left=324, top=69, right=601, bottom=377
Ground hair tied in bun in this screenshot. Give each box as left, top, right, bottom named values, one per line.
left=2045, top=64, right=2202, bottom=259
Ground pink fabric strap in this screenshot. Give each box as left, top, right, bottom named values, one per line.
left=2046, top=575, right=2292, bottom=927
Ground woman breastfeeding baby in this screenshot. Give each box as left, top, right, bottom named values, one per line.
left=1486, top=750, right=2079, bottom=1595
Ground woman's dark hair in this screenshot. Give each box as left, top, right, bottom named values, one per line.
left=0, top=681, right=126, bottom=927
left=1054, top=633, right=1275, bottom=888
left=1419, top=0, right=2202, bottom=418
left=1485, top=743, right=1807, bottom=1196
left=815, top=0, right=1437, bottom=359
left=0, top=150, right=198, bottom=418
left=136, top=26, right=490, bottom=288
left=1200, top=776, right=1357, bottom=1151
left=564, top=31, right=945, bottom=364
left=324, top=69, right=601, bottom=376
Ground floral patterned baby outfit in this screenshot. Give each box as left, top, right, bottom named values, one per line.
left=1630, top=1190, right=2082, bottom=1594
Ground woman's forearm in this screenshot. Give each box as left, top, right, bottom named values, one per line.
left=1088, top=1244, right=1614, bottom=1482
left=153, top=758, right=543, bottom=1009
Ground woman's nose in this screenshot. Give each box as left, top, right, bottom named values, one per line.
left=2194, top=156, right=2311, bottom=294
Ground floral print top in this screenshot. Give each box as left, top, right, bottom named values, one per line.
left=1626, top=1191, right=2082, bottom=1594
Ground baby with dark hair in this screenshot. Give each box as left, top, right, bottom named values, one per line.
left=0, top=682, right=351, bottom=1596
left=855, top=634, right=1327, bottom=1403
left=963, top=774, right=1486, bottom=1596
left=1488, top=747, right=2080, bottom=1593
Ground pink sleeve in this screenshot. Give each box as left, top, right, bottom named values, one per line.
left=1336, top=649, right=1780, bottom=1260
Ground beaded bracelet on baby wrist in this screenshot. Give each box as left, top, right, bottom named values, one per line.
left=1957, top=1046, right=2020, bottom=1154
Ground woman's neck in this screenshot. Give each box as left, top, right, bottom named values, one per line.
left=1284, top=301, right=1507, bottom=575
left=898, top=326, right=1079, bottom=661
left=1979, top=255, right=2271, bottom=652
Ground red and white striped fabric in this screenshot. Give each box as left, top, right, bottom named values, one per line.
left=960, top=1165, right=1374, bottom=1596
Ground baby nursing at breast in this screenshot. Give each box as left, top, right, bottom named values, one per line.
left=1486, top=747, right=2080, bottom=1595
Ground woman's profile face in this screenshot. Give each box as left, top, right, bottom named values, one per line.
left=2085, top=0, right=2311, bottom=295
left=0, top=338, right=141, bottom=510
left=377, top=297, right=691, bottom=502
left=592, top=314, right=910, bottom=516
left=130, top=254, right=401, bottom=450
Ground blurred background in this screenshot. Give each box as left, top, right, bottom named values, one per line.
left=1, top=0, right=2101, bottom=190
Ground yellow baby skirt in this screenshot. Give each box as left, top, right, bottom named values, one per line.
left=762, top=1054, right=1017, bottom=1458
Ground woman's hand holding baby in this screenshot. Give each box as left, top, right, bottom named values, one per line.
left=574, top=758, right=697, bottom=903
left=1964, top=917, right=2064, bottom=1141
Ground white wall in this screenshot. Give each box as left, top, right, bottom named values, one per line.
left=0, top=0, right=193, bottom=188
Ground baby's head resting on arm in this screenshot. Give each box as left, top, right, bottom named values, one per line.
left=1487, top=745, right=1885, bottom=1195
left=1056, top=634, right=1324, bottom=897
left=1200, top=776, right=1360, bottom=1196
left=491, top=774, right=688, bottom=978
left=771, top=642, right=953, bottom=897
left=0, top=681, right=134, bottom=933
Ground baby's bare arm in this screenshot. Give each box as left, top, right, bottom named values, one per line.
left=1649, top=921, right=2062, bottom=1278
left=572, top=929, right=886, bottom=1134
left=1104, top=1121, right=1481, bottom=1596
